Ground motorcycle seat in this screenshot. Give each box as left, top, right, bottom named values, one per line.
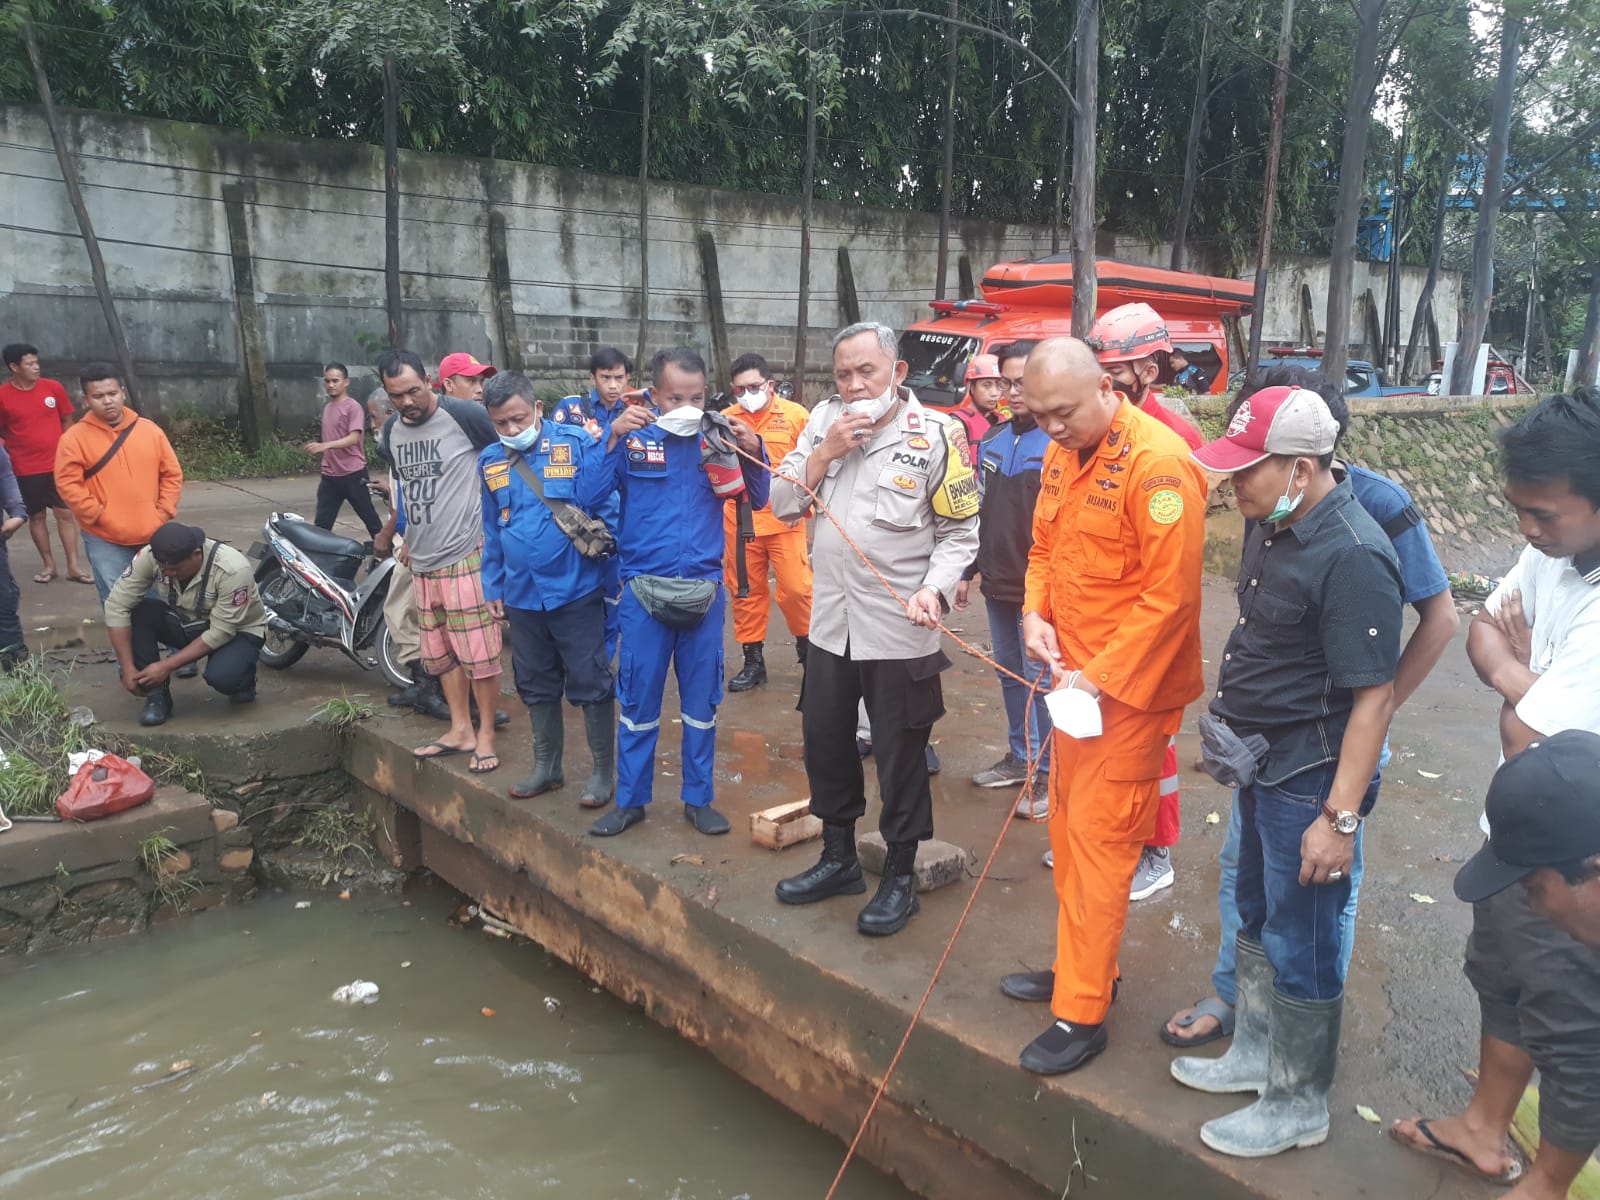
left=273, top=517, right=368, bottom=562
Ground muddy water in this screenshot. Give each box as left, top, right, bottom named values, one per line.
left=0, top=885, right=909, bottom=1200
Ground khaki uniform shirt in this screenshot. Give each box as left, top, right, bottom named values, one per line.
left=771, top=389, right=979, bottom=659
left=105, top=541, right=269, bottom=650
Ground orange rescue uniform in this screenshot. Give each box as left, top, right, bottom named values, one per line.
left=724, top=394, right=814, bottom=644
left=1024, top=399, right=1206, bottom=1025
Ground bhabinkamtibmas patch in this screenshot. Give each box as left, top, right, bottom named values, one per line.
left=1148, top=489, right=1184, bottom=525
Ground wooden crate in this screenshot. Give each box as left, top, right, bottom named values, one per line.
left=749, top=799, right=823, bottom=850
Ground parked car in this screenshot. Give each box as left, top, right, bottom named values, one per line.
left=899, top=256, right=1255, bottom=412
left=1256, top=347, right=1425, bottom=398
left=1424, top=358, right=1533, bottom=397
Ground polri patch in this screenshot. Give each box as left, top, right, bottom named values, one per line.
left=1148, top=489, right=1184, bottom=525
left=230, top=586, right=250, bottom=606
left=892, top=474, right=916, bottom=491
left=907, top=435, right=930, bottom=450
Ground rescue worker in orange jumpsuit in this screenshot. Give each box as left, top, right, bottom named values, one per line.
left=723, top=353, right=814, bottom=691
left=950, top=353, right=1008, bottom=460
left=1003, top=337, right=1206, bottom=1075
left=1084, top=301, right=1200, bottom=901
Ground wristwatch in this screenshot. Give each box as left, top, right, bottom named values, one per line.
left=1321, top=802, right=1363, bottom=835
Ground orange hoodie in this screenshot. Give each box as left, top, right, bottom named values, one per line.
left=54, top=412, right=183, bottom=546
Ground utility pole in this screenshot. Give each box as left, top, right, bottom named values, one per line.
left=794, top=21, right=819, bottom=396
left=20, top=13, right=141, bottom=405
left=1069, top=0, right=1099, bottom=337
left=382, top=53, right=404, bottom=348
left=935, top=0, right=958, bottom=297
left=1246, top=0, right=1295, bottom=370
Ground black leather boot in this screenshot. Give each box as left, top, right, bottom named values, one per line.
left=387, top=660, right=427, bottom=709
left=579, top=699, right=615, bottom=809
left=509, top=702, right=564, bottom=799
left=795, top=635, right=810, bottom=667
left=858, top=840, right=920, bottom=936
left=728, top=642, right=767, bottom=692
left=138, top=685, right=174, bottom=727
left=410, top=670, right=451, bottom=720
left=775, top=821, right=866, bottom=905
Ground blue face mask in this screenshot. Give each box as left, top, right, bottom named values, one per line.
left=499, top=422, right=540, bottom=454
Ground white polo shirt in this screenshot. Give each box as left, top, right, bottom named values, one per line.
left=1480, top=544, right=1600, bottom=832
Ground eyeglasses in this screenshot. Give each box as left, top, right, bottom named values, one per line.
left=1001, top=378, right=1025, bottom=392
left=732, top=383, right=769, bottom=397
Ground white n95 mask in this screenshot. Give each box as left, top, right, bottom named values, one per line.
left=655, top=407, right=705, bottom=438
left=845, top=382, right=896, bottom=424
left=1045, top=687, right=1102, bottom=739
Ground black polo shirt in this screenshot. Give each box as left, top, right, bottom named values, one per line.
left=1211, top=477, right=1403, bottom=787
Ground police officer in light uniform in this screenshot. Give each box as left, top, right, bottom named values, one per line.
left=770, top=321, right=980, bottom=937
left=103, top=521, right=269, bottom=727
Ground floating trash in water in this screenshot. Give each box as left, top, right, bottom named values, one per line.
left=294, top=901, right=312, bottom=910
left=400, top=961, right=412, bottom=969
left=133, top=1060, right=196, bottom=1091
left=543, top=996, right=562, bottom=1013
left=481, top=1007, right=496, bottom=1017
left=259, top=1091, right=278, bottom=1106
left=331, top=980, right=380, bottom=1006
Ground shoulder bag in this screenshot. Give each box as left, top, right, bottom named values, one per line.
left=506, top=450, right=617, bottom=561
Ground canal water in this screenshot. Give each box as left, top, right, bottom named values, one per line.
left=0, top=884, right=910, bottom=1200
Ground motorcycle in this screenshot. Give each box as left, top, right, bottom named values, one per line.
left=251, top=512, right=409, bottom=688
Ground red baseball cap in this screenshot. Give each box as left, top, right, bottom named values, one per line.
left=1191, top=385, right=1340, bottom=473
left=436, top=352, right=497, bottom=385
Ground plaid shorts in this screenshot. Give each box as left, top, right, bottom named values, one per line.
left=413, top=549, right=503, bottom=680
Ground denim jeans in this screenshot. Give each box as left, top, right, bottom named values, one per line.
left=80, top=530, right=141, bottom=606
left=984, top=598, right=1052, bottom=773
left=0, top=536, right=23, bottom=657
left=1211, top=741, right=1385, bottom=1004
left=1232, top=761, right=1381, bottom=1001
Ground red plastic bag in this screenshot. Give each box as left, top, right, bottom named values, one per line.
left=56, top=754, right=156, bottom=821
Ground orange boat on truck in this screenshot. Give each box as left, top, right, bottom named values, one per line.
left=900, top=255, right=1255, bottom=411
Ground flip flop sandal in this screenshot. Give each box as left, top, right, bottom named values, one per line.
left=67, top=574, right=95, bottom=585
left=32, top=572, right=53, bottom=584
left=1159, top=996, right=1235, bottom=1048
left=1389, top=1119, right=1522, bottom=1185
left=413, top=741, right=470, bottom=760
left=469, top=752, right=500, bottom=775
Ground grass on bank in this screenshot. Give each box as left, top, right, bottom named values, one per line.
left=0, top=662, right=205, bottom=816
left=169, top=410, right=320, bottom=481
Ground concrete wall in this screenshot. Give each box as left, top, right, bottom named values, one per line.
left=0, top=106, right=1463, bottom=429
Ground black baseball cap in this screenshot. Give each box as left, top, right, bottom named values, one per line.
left=1454, top=729, right=1600, bottom=903
left=149, top=521, right=206, bottom=564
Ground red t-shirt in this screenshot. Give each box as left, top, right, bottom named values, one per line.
left=0, top=378, right=72, bottom=475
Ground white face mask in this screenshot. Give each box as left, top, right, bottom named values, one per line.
left=735, top=388, right=770, bottom=414
left=654, top=406, right=705, bottom=439
left=845, top=380, right=897, bottom=424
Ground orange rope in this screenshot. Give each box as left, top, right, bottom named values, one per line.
left=727, top=439, right=1053, bottom=1197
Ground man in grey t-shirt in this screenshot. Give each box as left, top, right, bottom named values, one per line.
left=374, top=349, right=503, bottom=774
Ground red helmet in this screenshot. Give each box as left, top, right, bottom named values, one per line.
left=963, top=353, right=1002, bottom=382
left=1088, top=303, right=1173, bottom=364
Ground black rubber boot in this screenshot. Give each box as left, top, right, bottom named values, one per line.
left=728, top=642, right=767, bottom=692
left=857, top=840, right=920, bottom=937
left=775, top=821, right=866, bottom=905
left=138, top=685, right=174, bottom=727
left=387, top=660, right=427, bottom=709
left=509, top=702, right=564, bottom=799
left=410, top=670, right=451, bottom=721
left=795, top=635, right=810, bottom=667
left=579, top=700, right=616, bottom=809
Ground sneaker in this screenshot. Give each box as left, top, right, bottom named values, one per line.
left=1129, top=846, right=1175, bottom=900
left=1014, top=789, right=1049, bottom=820
left=972, top=755, right=1029, bottom=788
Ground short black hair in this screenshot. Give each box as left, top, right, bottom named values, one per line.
left=482, top=372, right=536, bottom=410
left=589, top=346, right=633, bottom=375
left=992, top=340, right=1036, bottom=369
left=323, top=362, right=349, bottom=378
left=377, top=348, right=428, bottom=384
left=1228, top=365, right=1344, bottom=469
left=80, top=361, right=121, bottom=391
left=730, top=353, right=770, bottom=380
left=1500, top=388, right=1600, bottom=508
left=651, top=347, right=707, bottom=388
left=3, top=343, right=37, bottom=369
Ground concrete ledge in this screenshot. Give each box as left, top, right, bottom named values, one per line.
left=0, top=787, right=213, bottom=888
left=345, top=720, right=1456, bottom=1200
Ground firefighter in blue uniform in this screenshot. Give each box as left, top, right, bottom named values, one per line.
left=587, top=347, right=769, bottom=838
left=550, top=346, right=637, bottom=661
left=478, top=372, right=621, bottom=810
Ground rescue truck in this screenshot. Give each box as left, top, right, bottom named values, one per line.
left=900, top=255, right=1254, bottom=411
